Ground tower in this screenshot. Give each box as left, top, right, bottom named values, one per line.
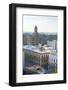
left=34, top=25, right=37, bottom=32
left=32, top=25, right=39, bottom=45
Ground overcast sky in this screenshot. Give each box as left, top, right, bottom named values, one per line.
left=23, top=15, right=58, bottom=33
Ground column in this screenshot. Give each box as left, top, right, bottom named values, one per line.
left=44, top=54, right=46, bottom=64
left=40, top=54, right=42, bottom=67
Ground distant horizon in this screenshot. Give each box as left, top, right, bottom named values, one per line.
left=23, top=32, right=57, bottom=34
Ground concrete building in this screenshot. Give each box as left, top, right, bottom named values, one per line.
left=26, top=35, right=32, bottom=45
left=23, top=45, right=51, bottom=67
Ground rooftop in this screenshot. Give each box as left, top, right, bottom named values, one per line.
left=23, top=45, right=51, bottom=54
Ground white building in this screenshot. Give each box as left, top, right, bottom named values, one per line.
left=49, top=54, right=57, bottom=64
left=47, top=40, right=57, bottom=50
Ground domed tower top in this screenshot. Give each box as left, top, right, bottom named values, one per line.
left=34, top=25, right=38, bottom=32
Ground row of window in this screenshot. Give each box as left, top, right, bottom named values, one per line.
left=24, top=53, right=49, bottom=65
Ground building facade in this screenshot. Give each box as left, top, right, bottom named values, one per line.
left=23, top=45, right=50, bottom=67
left=47, top=40, right=57, bottom=50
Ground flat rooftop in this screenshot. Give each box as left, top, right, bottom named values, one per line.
left=23, top=45, right=51, bottom=54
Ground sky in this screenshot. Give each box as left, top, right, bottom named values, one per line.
left=22, top=15, right=58, bottom=33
